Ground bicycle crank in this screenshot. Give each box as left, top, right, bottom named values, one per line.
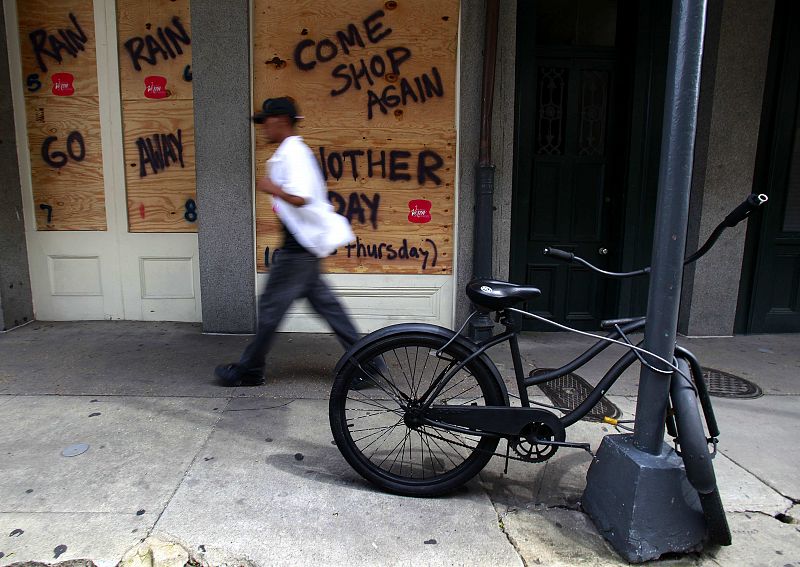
left=507, top=411, right=568, bottom=462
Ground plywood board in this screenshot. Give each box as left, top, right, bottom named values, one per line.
left=122, top=100, right=197, bottom=232
left=17, top=0, right=106, bottom=231
left=117, top=0, right=193, bottom=101
left=24, top=97, right=106, bottom=230
left=18, top=0, right=99, bottom=97
left=254, top=0, right=458, bottom=274
left=117, top=0, right=196, bottom=232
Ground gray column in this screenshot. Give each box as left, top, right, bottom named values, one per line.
left=455, top=0, right=517, bottom=326
left=191, top=0, right=255, bottom=333
left=680, top=0, right=775, bottom=336
left=491, top=1, right=517, bottom=283
left=0, top=8, right=34, bottom=331
left=455, top=1, right=483, bottom=327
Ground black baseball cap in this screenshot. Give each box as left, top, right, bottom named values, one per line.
left=252, top=97, right=303, bottom=124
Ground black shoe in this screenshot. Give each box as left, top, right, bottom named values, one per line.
left=215, top=363, right=265, bottom=387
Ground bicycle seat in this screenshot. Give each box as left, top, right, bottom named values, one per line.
left=466, top=279, right=541, bottom=311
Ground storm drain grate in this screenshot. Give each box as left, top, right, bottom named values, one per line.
left=533, top=369, right=621, bottom=422
left=703, top=368, right=763, bottom=399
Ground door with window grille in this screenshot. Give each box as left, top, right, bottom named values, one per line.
left=512, top=56, right=622, bottom=330
left=748, top=0, right=800, bottom=333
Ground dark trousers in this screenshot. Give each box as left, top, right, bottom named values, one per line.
left=238, top=250, right=359, bottom=371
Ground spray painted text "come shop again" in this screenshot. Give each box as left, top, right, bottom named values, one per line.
left=292, top=10, right=444, bottom=119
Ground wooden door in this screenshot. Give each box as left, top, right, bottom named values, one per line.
left=512, top=55, right=622, bottom=330
left=747, top=0, right=800, bottom=333
left=7, top=0, right=201, bottom=322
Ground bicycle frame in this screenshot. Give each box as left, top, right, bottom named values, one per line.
left=417, top=310, right=642, bottom=421
left=414, top=194, right=768, bottom=441
left=416, top=306, right=718, bottom=440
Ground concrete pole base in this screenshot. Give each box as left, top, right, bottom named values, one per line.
left=581, top=434, right=707, bottom=563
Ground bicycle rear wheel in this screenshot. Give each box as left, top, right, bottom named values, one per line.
left=671, top=358, right=732, bottom=546
left=329, top=330, right=506, bottom=496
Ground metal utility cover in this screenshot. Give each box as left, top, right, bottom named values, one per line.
left=61, top=443, right=90, bottom=457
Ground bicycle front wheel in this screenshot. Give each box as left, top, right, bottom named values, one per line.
left=330, top=330, right=506, bottom=496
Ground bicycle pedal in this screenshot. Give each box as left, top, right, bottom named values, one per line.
left=535, top=437, right=593, bottom=455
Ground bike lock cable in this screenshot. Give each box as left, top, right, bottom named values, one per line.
left=614, top=324, right=674, bottom=376
left=435, top=310, right=479, bottom=357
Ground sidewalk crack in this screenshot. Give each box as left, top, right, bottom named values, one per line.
left=718, top=451, right=796, bottom=504
left=146, top=395, right=234, bottom=540
left=227, top=400, right=294, bottom=411
left=494, top=505, right=528, bottom=567
left=738, top=508, right=797, bottom=526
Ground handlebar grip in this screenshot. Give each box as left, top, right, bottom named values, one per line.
left=600, top=316, right=646, bottom=329
left=543, top=247, right=574, bottom=262
left=723, top=193, right=768, bottom=227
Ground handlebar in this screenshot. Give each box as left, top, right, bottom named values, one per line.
left=544, top=247, right=650, bottom=278
left=543, top=247, right=574, bottom=262
left=600, top=316, right=646, bottom=329
left=544, top=193, right=768, bottom=279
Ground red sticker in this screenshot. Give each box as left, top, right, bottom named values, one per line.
left=408, top=199, right=432, bottom=223
left=51, top=73, right=74, bottom=96
left=144, top=76, right=168, bottom=99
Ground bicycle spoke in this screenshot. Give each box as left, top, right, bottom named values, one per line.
left=345, top=391, right=405, bottom=415
left=418, top=358, right=459, bottom=405
left=361, top=417, right=406, bottom=456
left=353, top=364, right=408, bottom=404
left=383, top=429, right=411, bottom=472
left=351, top=419, right=403, bottom=446
left=438, top=374, right=482, bottom=403
left=390, top=348, right=415, bottom=397
left=414, top=348, right=433, bottom=400
left=419, top=429, right=449, bottom=475
left=345, top=405, right=398, bottom=417
left=402, top=347, right=416, bottom=394
left=422, top=428, right=465, bottom=470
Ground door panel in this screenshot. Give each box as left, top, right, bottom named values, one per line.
left=23, top=233, right=124, bottom=320
left=107, top=0, right=201, bottom=322
left=572, top=163, right=605, bottom=240
left=119, top=233, right=201, bottom=321
left=7, top=0, right=124, bottom=320
left=514, top=57, right=618, bottom=330
left=748, top=0, right=800, bottom=333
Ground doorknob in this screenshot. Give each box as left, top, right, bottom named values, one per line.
left=599, top=247, right=609, bottom=255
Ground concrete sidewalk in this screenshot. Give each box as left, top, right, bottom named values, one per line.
left=0, top=321, right=797, bottom=566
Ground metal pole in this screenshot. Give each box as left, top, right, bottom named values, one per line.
left=469, top=0, right=500, bottom=341
left=633, top=0, right=707, bottom=454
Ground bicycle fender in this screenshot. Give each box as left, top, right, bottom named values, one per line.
left=334, top=323, right=510, bottom=405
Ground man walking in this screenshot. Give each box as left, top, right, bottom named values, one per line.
left=215, top=97, right=361, bottom=387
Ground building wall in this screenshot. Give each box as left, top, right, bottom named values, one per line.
left=191, top=0, right=256, bottom=333
left=680, top=0, right=775, bottom=336
left=0, top=4, right=34, bottom=331
left=454, top=1, right=482, bottom=328
left=0, top=0, right=777, bottom=336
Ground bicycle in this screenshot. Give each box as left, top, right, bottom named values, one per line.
left=329, top=193, right=767, bottom=546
